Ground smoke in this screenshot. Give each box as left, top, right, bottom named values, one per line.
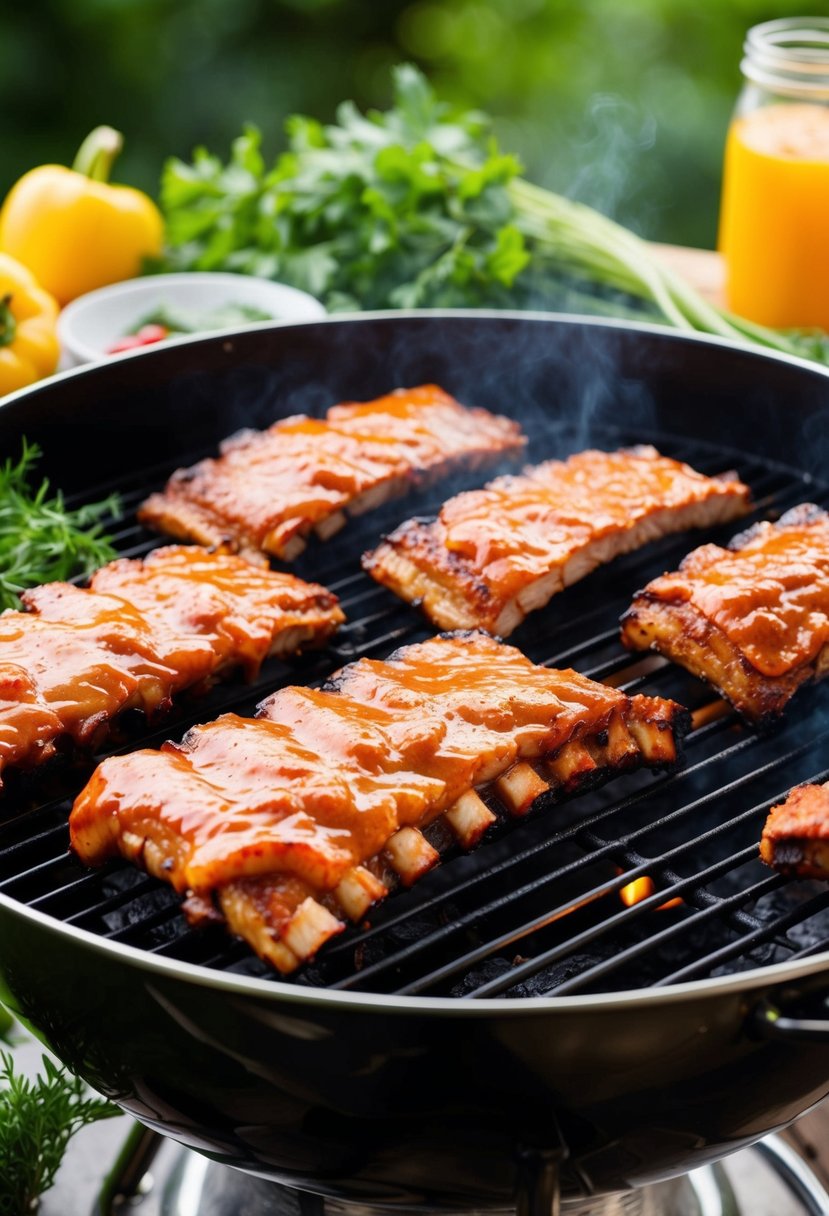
left=150, top=312, right=829, bottom=524
left=180, top=311, right=660, bottom=466
left=563, top=93, right=659, bottom=234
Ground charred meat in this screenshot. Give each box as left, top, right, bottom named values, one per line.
left=364, top=446, right=750, bottom=636
left=0, top=546, right=343, bottom=783
left=138, top=385, right=525, bottom=562
left=621, top=504, right=829, bottom=724
left=90, top=544, right=343, bottom=679
left=760, top=782, right=829, bottom=879
left=69, top=631, right=690, bottom=973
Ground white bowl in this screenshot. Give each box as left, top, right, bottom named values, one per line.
left=57, top=272, right=327, bottom=367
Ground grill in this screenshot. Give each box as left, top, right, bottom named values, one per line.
left=2, top=417, right=827, bottom=1001
left=5, top=314, right=829, bottom=1211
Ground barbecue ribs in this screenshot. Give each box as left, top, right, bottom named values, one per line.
left=760, top=782, right=829, bottom=879
left=70, top=631, right=690, bottom=974
left=621, top=504, right=829, bottom=724
left=363, top=446, right=750, bottom=635
left=138, top=385, right=525, bottom=562
left=0, top=546, right=343, bottom=783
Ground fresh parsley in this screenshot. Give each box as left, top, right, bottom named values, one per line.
left=159, top=65, right=529, bottom=311
left=158, top=63, right=827, bottom=364
left=0, top=441, right=120, bottom=611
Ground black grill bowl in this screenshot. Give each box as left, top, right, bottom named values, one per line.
left=3, top=312, right=829, bottom=1209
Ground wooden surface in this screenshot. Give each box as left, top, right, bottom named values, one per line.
left=653, top=242, right=725, bottom=306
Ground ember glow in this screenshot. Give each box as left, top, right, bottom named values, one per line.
left=690, top=698, right=731, bottom=730
left=619, top=875, right=683, bottom=910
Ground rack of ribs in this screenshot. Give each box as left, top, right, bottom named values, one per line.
left=363, top=446, right=750, bottom=636
left=138, top=385, right=526, bottom=562
left=621, top=504, right=829, bottom=725
left=0, top=545, right=343, bottom=784
left=760, top=782, right=829, bottom=879
left=69, top=631, right=690, bottom=974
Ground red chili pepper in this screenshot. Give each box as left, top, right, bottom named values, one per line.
left=107, top=324, right=169, bottom=354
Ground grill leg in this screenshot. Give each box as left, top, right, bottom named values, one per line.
left=515, top=1144, right=568, bottom=1216
left=93, top=1121, right=164, bottom=1215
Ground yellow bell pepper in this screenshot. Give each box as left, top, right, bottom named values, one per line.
left=0, top=127, right=163, bottom=306
left=0, top=254, right=59, bottom=395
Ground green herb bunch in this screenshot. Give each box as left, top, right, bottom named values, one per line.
left=158, top=64, right=828, bottom=364
left=161, top=64, right=530, bottom=311
left=0, top=441, right=120, bottom=611
left=0, top=1050, right=119, bottom=1214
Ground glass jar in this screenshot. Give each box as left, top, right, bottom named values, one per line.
left=718, top=17, right=829, bottom=331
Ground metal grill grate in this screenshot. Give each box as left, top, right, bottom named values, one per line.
left=2, top=420, right=828, bottom=999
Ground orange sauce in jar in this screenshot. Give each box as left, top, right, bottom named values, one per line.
left=719, top=101, right=829, bottom=330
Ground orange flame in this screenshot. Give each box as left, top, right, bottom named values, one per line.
left=620, top=876, right=655, bottom=907
left=690, top=698, right=730, bottom=730
left=618, top=873, right=683, bottom=911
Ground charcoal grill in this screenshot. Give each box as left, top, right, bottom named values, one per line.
left=3, top=312, right=829, bottom=1211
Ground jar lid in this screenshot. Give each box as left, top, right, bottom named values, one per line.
left=743, top=17, right=829, bottom=98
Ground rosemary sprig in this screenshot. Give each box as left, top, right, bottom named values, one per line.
left=0, top=1050, right=120, bottom=1215
left=0, top=440, right=121, bottom=611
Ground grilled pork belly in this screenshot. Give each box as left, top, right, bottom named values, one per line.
left=0, top=546, right=342, bottom=783
left=69, top=632, right=690, bottom=973
left=760, top=782, right=829, bottom=879
left=90, top=545, right=343, bottom=680
left=138, top=385, right=525, bottom=562
left=0, top=587, right=176, bottom=779
left=363, top=446, right=750, bottom=636
left=621, top=504, right=829, bottom=724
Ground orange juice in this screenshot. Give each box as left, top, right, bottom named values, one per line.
left=719, top=102, right=829, bottom=330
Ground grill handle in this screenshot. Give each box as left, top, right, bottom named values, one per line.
left=752, top=985, right=829, bottom=1043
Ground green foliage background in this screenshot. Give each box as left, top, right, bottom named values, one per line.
left=1, top=0, right=818, bottom=248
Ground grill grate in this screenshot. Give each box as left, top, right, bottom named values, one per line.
left=2, top=420, right=829, bottom=999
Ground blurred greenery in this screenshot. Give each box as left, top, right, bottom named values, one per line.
left=0, top=0, right=816, bottom=249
